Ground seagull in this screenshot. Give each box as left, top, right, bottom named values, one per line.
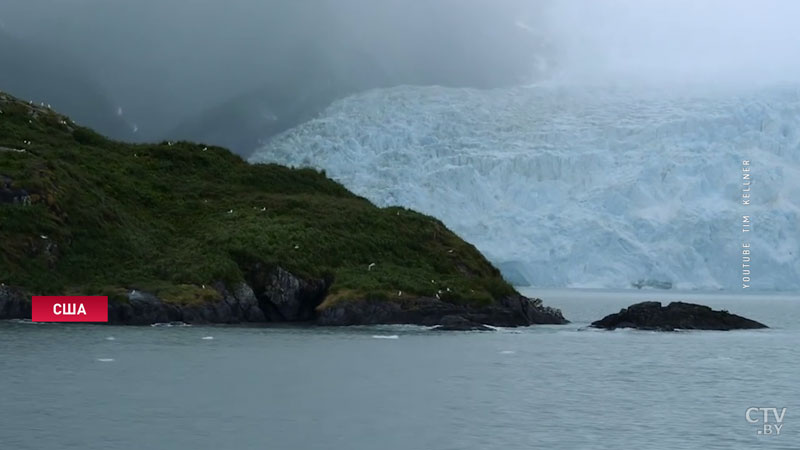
left=260, top=207, right=266, bottom=212
left=368, top=263, right=376, bottom=271
left=435, top=293, right=440, bottom=300
left=397, top=290, right=402, bottom=296
left=227, top=209, right=234, bottom=214
left=130, top=289, right=137, bottom=296
left=40, top=235, right=48, bottom=239
left=431, top=279, right=435, bottom=284
left=448, top=249, right=454, bottom=253
left=134, top=153, right=138, bottom=157
left=201, top=284, right=206, bottom=289
left=202, top=147, right=208, bottom=152
left=294, top=244, right=300, bottom=249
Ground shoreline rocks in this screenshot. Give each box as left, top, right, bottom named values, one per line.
left=591, top=301, right=768, bottom=331
left=315, top=294, right=568, bottom=327
left=0, top=268, right=568, bottom=329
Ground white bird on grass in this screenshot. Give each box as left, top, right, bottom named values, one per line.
left=227, top=209, right=234, bottom=214
left=397, top=290, right=402, bottom=296
left=368, top=263, right=376, bottom=271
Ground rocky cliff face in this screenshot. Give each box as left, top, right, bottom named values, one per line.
left=0, top=267, right=567, bottom=327
left=106, top=267, right=329, bottom=325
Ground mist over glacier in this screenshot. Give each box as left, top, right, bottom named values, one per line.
left=251, top=85, right=800, bottom=290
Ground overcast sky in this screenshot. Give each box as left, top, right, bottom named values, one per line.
left=1, top=0, right=799, bottom=140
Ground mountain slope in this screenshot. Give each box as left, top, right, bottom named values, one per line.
left=0, top=91, right=565, bottom=325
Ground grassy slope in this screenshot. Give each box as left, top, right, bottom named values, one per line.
left=0, top=91, right=514, bottom=307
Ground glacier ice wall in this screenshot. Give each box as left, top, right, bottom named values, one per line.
left=250, top=84, right=800, bottom=291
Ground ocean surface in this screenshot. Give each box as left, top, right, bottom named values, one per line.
left=1, top=289, right=798, bottom=450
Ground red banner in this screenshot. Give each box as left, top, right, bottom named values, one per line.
left=32, top=296, right=108, bottom=322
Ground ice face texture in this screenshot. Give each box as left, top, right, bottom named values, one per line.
left=250, top=84, right=800, bottom=290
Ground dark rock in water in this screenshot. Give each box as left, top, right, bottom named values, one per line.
left=433, top=315, right=493, bottom=331
left=591, top=301, right=768, bottom=331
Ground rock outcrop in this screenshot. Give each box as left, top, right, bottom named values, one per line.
left=591, top=301, right=768, bottom=331
left=104, top=266, right=329, bottom=325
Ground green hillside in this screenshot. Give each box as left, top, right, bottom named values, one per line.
left=0, top=91, right=514, bottom=308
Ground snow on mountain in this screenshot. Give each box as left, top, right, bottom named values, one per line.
left=250, top=84, right=800, bottom=291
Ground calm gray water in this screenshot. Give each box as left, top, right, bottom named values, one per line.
left=1, top=289, right=798, bottom=450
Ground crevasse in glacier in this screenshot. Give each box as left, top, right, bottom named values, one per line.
left=250, top=84, right=800, bottom=291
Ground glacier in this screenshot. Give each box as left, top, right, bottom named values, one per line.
left=250, top=84, right=800, bottom=291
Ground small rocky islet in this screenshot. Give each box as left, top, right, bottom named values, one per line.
left=591, top=301, right=768, bottom=331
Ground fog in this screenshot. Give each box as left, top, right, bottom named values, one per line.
left=543, top=0, right=800, bottom=86
left=1, top=0, right=799, bottom=152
